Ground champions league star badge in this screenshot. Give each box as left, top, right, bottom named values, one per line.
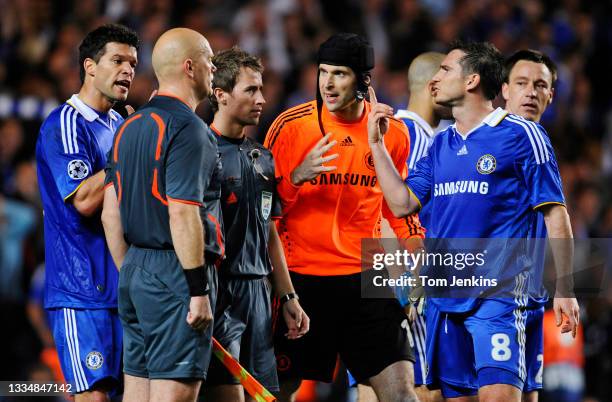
left=261, top=191, right=273, bottom=220
left=85, top=351, right=104, bottom=370
left=67, top=159, right=89, bottom=180
left=476, top=154, right=496, bottom=174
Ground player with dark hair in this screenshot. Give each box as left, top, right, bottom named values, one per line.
left=369, top=40, right=579, bottom=401
left=502, top=49, right=559, bottom=402
left=502, top=49, right=557, bottom=124
left=78, top=24, right=141, bottom=84
left=264, top=32, right=422, bottom=402
left=203, top=46, right=309, bottom=402
left=35, top=23, right=138, bottom=401
left=355, top=51, right=450, bottom=402
left=102, top=28, right=221, bottom=402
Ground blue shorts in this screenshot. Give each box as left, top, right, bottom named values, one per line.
left=523, top=304, right=544, bottom=392
left=410, top=310, right=428, bottom=386
left=425, top=299, right=539, bottom=398
left=47, top=308, right=122, bottom=394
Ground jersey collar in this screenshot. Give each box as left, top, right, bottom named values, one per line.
left=394, top=109, right=435, bottom=137
left=451, top=107, right=508, bottom=140
left=483, top=107, right=508, bottom=127
left=67, top=94, right=119, bottom=124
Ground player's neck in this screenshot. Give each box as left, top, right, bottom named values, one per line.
left=330, top=99, right=364, bottom=122
left=157, top=83, right=199, bottom=111
left=452, top=99, right=494, bottom=136
left=78, top=82, right=114, bottom=114
left=212, top=112, right=247, bottom=139
left=408, top=94, right=438, bottom=128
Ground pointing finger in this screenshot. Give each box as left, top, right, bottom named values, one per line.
left=368, top=86, right=378, bottom=105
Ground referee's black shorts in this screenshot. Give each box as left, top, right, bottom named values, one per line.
left=272, top=270, right=414, bottom=384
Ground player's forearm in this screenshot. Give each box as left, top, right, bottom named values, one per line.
left=268, top=222, right=295, bottom=297
left=543, top=204, right=575, bottom=296
left=276, top=176, right=302, bottom=214
left=101, top=186, right=128, bottom=269
left=72, top=170, right=105, bottom=216
left=168, top=201, right=205, bottom=269
left=370, top=142, right=417, bottom=217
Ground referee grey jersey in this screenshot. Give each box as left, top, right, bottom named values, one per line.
left=106, top=95, right=224, bottom=263
left=212, top=126, right=281, bottom=277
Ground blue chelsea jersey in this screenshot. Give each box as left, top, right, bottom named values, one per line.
left=395, top=109, right=437, bottom=230
left=36, top=95, right=123, bottom=309
left=406, top=108, right=565, bottom=312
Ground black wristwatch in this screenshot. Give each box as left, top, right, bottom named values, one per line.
left=280, top=292, right=299, bottom=305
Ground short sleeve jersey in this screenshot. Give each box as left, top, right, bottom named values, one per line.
left=213, top=126, right=281, bottom=277
left=105, top=95, right=224, bottom=262
left=406, top=108, right=565, bottom=311
left=36, top=94, right=122, bottom=308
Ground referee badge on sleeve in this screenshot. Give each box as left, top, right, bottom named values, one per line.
left=261, top=191, right=273, bottom=220
left=67, top=159, right=89, bottom=180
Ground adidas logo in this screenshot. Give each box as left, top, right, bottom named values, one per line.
left=340, top=136, right=354, bottom=146
left=457, top=145, right=468, bottom=156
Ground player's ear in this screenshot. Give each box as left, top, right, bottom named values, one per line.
left=465, top=73, right=480, bottom=92
left=184, top=58, right=195, bottom=79
left=213, top=87, right=227, bottom=105
left=84, top=58, right=96, bottom=79
left=548, top=86, right=555, bottom=105
left=363, top=74, right=371, bottom=87
left=501, top=82, right=510, bottom=102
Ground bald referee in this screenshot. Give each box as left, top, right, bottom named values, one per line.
left=102, top=28, right=222, bottom=402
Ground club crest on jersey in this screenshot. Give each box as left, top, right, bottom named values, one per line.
left=261, top=191, right=273, bottom=220
left=476, top=154, right=496, bottom=174
left=86, top=351, right=104, bottom=370
left=364, top=152, right=376, bottom=171
left=67, top=159, right=89, bottom=180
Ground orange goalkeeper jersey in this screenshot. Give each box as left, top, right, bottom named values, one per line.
left=264, top=100, right=424, bottom=276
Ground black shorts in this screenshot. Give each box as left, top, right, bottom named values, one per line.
left=272, top=271, right=414, bottom=384
left=206, top=276, right=279, bottom=392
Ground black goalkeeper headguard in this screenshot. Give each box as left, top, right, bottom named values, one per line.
left=316, top=33, right=375, bottom=134
left=317, top=33, right=374, bottom=100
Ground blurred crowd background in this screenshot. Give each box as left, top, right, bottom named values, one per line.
left=0, top=0, right=611, bottom=401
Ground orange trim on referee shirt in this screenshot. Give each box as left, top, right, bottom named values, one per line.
left=209, top=124, right=222, bottom=137
left=150, top=112, right=166, bottom=160
left=152, top=168, right=168, bottom=206
left=113, top=113, right=142, bottom=162
left=167, top=196, right=202, bottom=206
left=115, top=171, right=123, bottom=202
left=207, top=213, right=225, bottom=258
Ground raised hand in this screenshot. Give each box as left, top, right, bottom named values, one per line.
left=367, top=86, right=394, bottom=144
left=290, top=132, right=339, bottom=185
